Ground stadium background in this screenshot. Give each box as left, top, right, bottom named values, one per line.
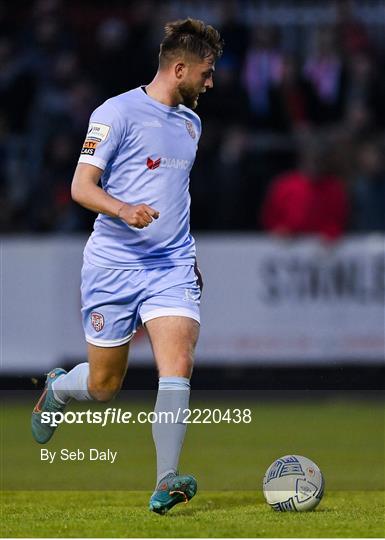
left=2, top=0, right=384, bottom=385
left=1, top=1, right=384, bottom=537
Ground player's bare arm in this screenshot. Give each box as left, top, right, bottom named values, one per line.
left=71, top=163, right=159, bottom=229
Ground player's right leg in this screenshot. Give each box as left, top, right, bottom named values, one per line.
left=32, top=261, right=141, bottom=444
left=31, top=343, right=129, bottom=444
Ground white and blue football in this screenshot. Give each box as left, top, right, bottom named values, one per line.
left=263, top=455, right=324, bottom=511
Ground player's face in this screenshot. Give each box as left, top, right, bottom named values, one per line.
left=178, top=57, right=215, bottom=109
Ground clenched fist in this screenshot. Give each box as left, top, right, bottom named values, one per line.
left=118, top=203, right=160, bottom=229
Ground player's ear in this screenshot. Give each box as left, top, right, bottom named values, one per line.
left=175, top=62, right=187, bottom=79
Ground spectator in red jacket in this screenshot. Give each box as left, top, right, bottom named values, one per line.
left=261, top=134, right=350, bottom=240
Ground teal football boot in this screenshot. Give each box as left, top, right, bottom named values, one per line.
left=149, top=472, right=197, bottom=515
left=31, top=368, right=67, bottom=444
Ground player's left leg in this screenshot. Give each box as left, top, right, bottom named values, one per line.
left=145, top=315, right=199, bottom=514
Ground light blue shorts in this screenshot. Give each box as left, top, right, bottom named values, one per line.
left=81, top=261, right=201, bottom=347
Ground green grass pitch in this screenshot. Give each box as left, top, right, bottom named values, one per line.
left=2, top=490, right=384, bottom=538
left=1, top=397, right=384, bottom=537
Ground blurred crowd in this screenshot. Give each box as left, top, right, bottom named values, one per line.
left=1, top=0, right=385, bottom=238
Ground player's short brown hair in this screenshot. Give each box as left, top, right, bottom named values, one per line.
left=159, top=18, right=224, bottom=67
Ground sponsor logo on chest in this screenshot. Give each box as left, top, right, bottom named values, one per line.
left=147, top=156, right=191, bottom=171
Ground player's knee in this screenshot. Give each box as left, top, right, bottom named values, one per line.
left=88, top=376, right=122, bottom=402
left=183, top=357, right=194, bottom=378
left=158, top=355, right=194, bottom=378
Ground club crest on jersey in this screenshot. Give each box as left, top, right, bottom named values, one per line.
left=91, top=312, right=104, bottom=332
left=185, top=120, right=196, bottom=139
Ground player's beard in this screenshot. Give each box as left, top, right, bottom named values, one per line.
left=178, top=81, right=200, bottom=109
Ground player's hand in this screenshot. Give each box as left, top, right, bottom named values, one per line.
left=118, top=203, right=160, bottom=229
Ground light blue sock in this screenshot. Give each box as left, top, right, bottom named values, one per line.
left=152, top=376, right=191, bottom=486
left=52, top=362, right=92, bottom=403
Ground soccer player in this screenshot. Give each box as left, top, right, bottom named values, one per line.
left=31, top=18, right=223, bottom=514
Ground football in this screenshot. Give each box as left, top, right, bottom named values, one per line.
left=263, top=455, right=324, bottom=512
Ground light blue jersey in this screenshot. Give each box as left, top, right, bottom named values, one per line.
left=78, top=87, right=202, bottom=269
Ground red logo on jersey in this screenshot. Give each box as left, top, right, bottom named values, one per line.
left=147, top=157, right=161, bottom=170
left=91, top=312, right=104, bottom=332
